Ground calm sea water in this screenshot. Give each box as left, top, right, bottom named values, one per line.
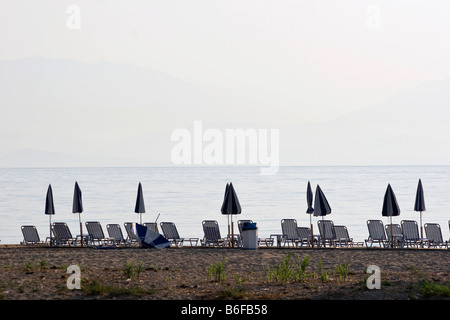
left=0, top=166, right=449, bottom=245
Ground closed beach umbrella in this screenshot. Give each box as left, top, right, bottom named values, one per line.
left=313, top=184, right=331, bottom=219
left=382, top=184, right=400, bottom=217
left=306, top=181, right=314, bottom=214
left=414, top=179, right=426, bottom=238
left=135, top=182, right=146, bottom=224
left=382, top=183, right=400, bottom=247
left=72, top=181, right=84, bottom=247
left=314, top=184, right=331, bottom=247
left=221, top=182, right=242, bottom=247
left=45, top=184, right=55, bottom=245
left=306, top=181, right=314, bottom=246
left=221, top=182, right=241, bottom=215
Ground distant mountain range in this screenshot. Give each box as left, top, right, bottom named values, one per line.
left=280, top=77, right=450, bottom=165
left=1, top=56, right=449, bottom=167
left=0, top=148, right=152, bottom=167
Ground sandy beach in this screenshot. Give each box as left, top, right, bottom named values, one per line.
left=0, top=245, right=448, bottom=301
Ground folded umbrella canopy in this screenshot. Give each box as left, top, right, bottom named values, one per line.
left=313, top=184, right=331, bottom=218
left=131, top=222, right=170, bottom=249
left=382, top=184, right=400, bottom=217
left=221, top=182, right=242, bottom=247
left=45, top=184, right=55, bottom=245
left=221, top=182, right=242, bottom=214
left=414, top=179, right=426, bottom=238
left=135, top=182, right=146, bottom=225
left=382, top=183, right=401, bottom=247
left=72, top=181, right=84, bottom=247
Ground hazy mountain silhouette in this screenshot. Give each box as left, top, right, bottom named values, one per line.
left=1, top=56, right=449, bottom=167
left=0, top=56, right=298, bottom=166
left=280, top=78, right=450, bottom=165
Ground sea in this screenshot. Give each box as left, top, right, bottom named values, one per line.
left=1, top=166, right=449, bottom=245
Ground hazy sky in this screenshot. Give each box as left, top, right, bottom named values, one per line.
left=2, top=1, right=450, bottom=119
left=1, top=1, right=450, bottom=166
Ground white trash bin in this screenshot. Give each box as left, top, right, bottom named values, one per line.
left=242, top=222, right=258, bottom=250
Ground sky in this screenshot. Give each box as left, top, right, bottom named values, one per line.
left=1, top=1, right=450, bottom=166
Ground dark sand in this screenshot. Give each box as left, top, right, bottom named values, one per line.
left=0, top=245, right=448, bottom=301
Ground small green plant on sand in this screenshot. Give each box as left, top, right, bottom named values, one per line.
left=266, top=253, right=310, bottom=284
left=334, top=263, right=350, bottom=282
left=23, top=260, right=49, bottom=271
left=123, top=262, right=144, bottom=279
left=420, top=280, right=450, bottom=298
left=207, top=259, right=226, bottom=283
left=218, top=286, right=247, bottom=299
left=318, top=259, right=329, bottom=283
left=234, top=273, right=245, bottom=285
left=82, top=278, right=154, bottom=297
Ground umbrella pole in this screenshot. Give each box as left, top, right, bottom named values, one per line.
left=390, top=216, right=393, bottom=249
left=155, top=213, right=160, bottom=233
left=322, top=216, right=325, bottom=247
left=420, top=211, right=423, bottom=239
left=310, top=214, right=314, bottom=248
left=227, top=215, right=230, bottom=247
left=79, top=212, right=84, bottom=247
left=231, top=215, right=234, bottom=248
left=49, top=214, right=52, bottom=247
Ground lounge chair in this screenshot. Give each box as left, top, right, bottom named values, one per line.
left=106, top=224, right=127, bottom=246
left=124, top=222, right=141, bottom=246
left=201, top=220, right=227, bottom=247
left=334, top=225, right=363, bottom=247
left=317, top=220, right=337, bottom=247
left=160, top=221, right=199, bottom=247
left=52, top=222, right=77, bottom=246
left=425, top=223, right=448, bottom=249
left=401, top=220, right=426, bottom=248
left=21, top=225, right=45, bottom=245
left=237, top=220, right=274, bottom=247
left=385, top=224, right=404, bottom=248
left=365, top=220, right=388, bottom=248
left=281, top=219, right=302, bottom=247
left=85, top=221, right=113, bottom=246
left=144, top=222, right=158, bottom=233
left=297, top=226, right=317, bottom=247
left=334, top=225, right=349, bottom=247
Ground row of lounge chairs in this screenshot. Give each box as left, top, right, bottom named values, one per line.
left=280, top=219, right=449, bottom=249
left=279, top=219, right=364, bottom=248
left=20, top=220, right=272, bottom=248
left=21, top=222, right=199, bottom=247
left=20, top=219, right=449, bottom=249
left=365, top=219, right=448, bottom=248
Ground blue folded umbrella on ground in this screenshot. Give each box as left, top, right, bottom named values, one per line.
left=132, top=223, right=170, bottom=249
